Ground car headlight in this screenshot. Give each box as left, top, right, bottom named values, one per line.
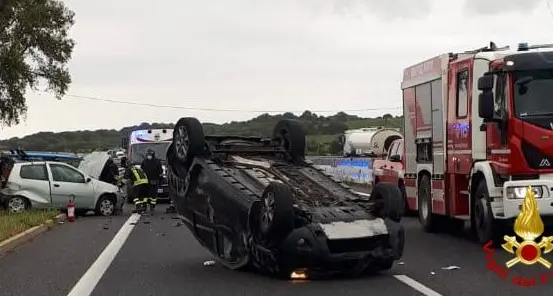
left=506, top=186, right=545, bottom=199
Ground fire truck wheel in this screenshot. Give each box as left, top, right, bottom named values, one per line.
left=473, top=181, right=501, bottom=245
left=369, top=183, right=403, bottom=222
left=418, top=174, right=437, bottom=232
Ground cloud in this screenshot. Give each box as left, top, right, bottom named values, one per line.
left=303, top=0, right=435, bottom=20
left=463, top=0, right=545, bottom=15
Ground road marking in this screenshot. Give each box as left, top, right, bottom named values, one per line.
left=67, top=213, right=141, bottom=296
left=393, top=275, right=443, bottom=296
left=353, top=190, right=371, bottom=197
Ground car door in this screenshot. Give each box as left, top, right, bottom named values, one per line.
left=48, top=163, right=95, bottom=209
left=379, top=141, right=399, bottom=184
left=18, top=164, right=52, bottom=204
left=387, top=140, right=404, bottom=185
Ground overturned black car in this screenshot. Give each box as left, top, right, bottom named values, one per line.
left=166, top=117, right=405, bottom=279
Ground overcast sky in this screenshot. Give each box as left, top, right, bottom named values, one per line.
left=1, top=0, right=552, bottom=139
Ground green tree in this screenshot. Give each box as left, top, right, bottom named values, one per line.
left=0, top=0, right=75, bottom=126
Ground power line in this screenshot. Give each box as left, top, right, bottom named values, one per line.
left=64, top=94, right=402, bottom=113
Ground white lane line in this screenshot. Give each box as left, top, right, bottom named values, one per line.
left=67, top=213, right=141, bottom=296
left=353, top=190, right=371, bottom=197
left=393, top=275, right=443, bottom=296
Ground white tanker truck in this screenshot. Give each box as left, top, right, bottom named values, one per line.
left=340, top=127, right=402, bottom=157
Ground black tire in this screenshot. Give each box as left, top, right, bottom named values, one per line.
left=173, top=117, right=206, bottom=168
left=95, top=194, right=116, bottom=216
left=418, top=174, right=437, bottom=232
left=369, top=183, right=403, bottom=222
left=398, top=182, right=412, bottom=216
left=472, top=181, right=502, bottom=245
left=272, top=119, right=306, bottom=162
left=259, top=182, right=295, bottom=243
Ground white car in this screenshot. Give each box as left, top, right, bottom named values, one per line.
left=1, top=158, right=124, bottom=216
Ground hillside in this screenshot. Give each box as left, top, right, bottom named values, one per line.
left=0, top=111, right=404, bottom=155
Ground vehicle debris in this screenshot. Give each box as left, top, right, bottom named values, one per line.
left=203, top=260, right=216, bottom=266
left=441, top=265, right=461, bottom=270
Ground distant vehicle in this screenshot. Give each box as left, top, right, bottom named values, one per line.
left=340, top=128, right=402, bottom=157
left=121, top=128, right=172, bottom=202
left=0, top=158, right=124, bottom=215
left=166, top=117, right=405, bottom=279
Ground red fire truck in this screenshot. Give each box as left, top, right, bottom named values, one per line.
left=401, top=42, right=553, bottom=244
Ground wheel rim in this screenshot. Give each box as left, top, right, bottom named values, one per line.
left=8, top=197, right=26, bottom=213
left=419, top=186, right=429, bottom=220
left=175, top=125, right=189, bottom=159
left=100, top=199, right=114, bottom=216
left=261, top=192, right=275, bottom=231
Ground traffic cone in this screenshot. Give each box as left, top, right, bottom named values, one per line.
left=67, top=199, right=76, bottom=222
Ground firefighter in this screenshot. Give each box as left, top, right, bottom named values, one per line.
left=121, top=162, right=150, bottom=214
left=140, top=148, right=162, bottom=213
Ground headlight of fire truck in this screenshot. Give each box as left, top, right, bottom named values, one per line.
left=506, top=186, right=546, bottom=199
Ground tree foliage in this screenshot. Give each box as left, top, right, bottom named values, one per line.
left=0, top=0, right=75, bottom=126
left=0, top=111, right=404, bottom=155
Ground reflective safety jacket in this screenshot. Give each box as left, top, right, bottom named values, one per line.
left=124, top=166, right=149, bottom=186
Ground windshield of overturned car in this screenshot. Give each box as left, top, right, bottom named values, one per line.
left=513, top=70, right=553, bottom=123
left=130, top=143, right=169, bottom=164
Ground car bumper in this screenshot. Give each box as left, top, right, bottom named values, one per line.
left=498, top=179, right=553, bottom=219
left=275, top=218, right=401, bottom=276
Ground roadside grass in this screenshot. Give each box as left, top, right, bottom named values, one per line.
left=0, top=209, right=60, bottom=242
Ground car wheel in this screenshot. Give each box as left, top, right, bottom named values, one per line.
left=259, top=182, right=295, bottom=243
left=7, top=196, right=28, bottom=213
left=95, top=195, right=116, bottom=216
left=173, top=117, right=206, bottom=168
left=369, top=183, right=403, bottom=222
left=272, top=119, right=306, bottom=162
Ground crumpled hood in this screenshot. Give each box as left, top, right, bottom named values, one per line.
left=78, top=151, right=110, bottom=179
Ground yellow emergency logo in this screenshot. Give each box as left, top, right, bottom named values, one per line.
left=502, top=186, right=553, bottom=268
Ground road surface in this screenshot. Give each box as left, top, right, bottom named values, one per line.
left=1, top=200, right=552, bottom=295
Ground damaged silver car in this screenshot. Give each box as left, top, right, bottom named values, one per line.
left=1, top=152, right=124, bottom=215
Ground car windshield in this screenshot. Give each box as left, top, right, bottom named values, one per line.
left=130, top=143, right=170, bottom=164
left=513, top=70, right=553, bottom=118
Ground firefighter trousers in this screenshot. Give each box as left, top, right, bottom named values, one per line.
left=132, top=184, right=154, bottom=212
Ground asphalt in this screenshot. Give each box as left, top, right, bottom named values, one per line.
left=2, top=188, right=553, bottom=295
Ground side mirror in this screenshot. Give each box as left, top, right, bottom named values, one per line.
left=478, top=74, right=494, bottom=91
left=389, top=154, right=401, bottom=162
left=86, top=177, right=92, bottom=183
left=478, top=91, right=496, bottom=121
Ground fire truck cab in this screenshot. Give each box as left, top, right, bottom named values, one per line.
left=401, top=42, right=553, bottom=244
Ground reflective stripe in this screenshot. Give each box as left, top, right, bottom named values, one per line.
left=132, top=167, right=148, bottom=185
left=148, top=198, right=157, bottom=205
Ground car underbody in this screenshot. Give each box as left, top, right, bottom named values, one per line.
left=166, top=117, right=405, bottom=279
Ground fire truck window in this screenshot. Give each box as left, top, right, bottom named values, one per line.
left=456, top=70, right=469, bottom=118
left=493, top=74, right=505, bottom=118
